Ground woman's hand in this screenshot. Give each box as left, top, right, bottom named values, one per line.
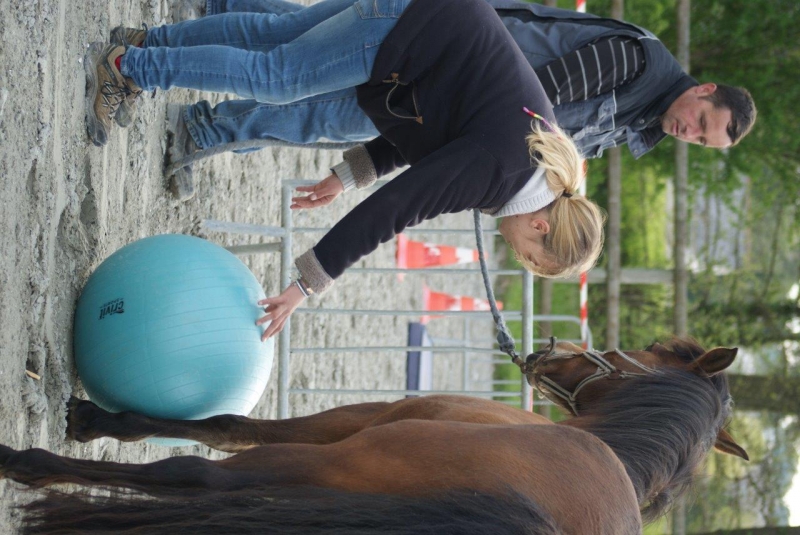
left=256, top=283, right=306, bottom=341
left=290, top=174, right=344, bottom=210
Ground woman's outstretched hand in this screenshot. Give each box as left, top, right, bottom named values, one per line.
left=257, top=283, right=306, bottom=341
left=291, top=174, right=344, bottom=210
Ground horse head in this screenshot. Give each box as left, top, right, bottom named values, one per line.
left=526, top=337, right=748, bottom=461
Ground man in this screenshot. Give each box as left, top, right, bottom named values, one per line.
left=140, top=0, right=756, bottom=199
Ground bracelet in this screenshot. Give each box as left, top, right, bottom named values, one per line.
left=299, top=276, right=315, bottom=296
left=293, top=278, right=311, bottom=298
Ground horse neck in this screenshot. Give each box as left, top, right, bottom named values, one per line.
left=559, top=371, right=724, bottom=522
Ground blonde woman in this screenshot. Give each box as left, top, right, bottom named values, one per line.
left=85, top=0, right=605, bottom=340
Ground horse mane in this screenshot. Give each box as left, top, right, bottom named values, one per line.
left=575, top=341, right=731, bottom=523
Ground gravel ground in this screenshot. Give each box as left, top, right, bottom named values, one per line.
left=0, top=0, right=500, bottom=531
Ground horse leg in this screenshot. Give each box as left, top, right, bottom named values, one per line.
left=67, top=395, right=548, bottom=453
left=67, top=397, right=392, bottom=452
left=1, top=437, right=416, bottom=496
left=6, top=420, right=553, bottom=497
left=0, top=443, right=259, bottom=494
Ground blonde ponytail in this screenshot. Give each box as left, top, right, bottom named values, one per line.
left=524, top=123, right=606, bottom=278
left=526, top=122, right=582, bottom=197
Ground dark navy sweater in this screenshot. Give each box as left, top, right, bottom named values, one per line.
left=313, top=0, right=555, bottom=282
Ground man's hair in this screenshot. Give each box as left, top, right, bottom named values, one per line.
left=703, top=84, right=757, bottom=146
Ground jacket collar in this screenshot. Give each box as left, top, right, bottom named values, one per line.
left=490, top=167, right=555, bottom=218
left=632, top=75, right=698, bottom=149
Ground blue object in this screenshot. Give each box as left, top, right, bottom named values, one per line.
left=74, top=234, right=274, bottom=447
left=125, top=0, right=410, bottom=106
left=406, top=322, right=433, bottom=397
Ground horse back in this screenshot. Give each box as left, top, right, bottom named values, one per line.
left=367, top=394, right=553, bottom=426
left=311, top=419, right=642, bottom=535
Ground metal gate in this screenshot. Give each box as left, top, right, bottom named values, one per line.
left=203, top=178, right=591, bottom=418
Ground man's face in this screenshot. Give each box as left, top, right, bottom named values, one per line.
left=661, top=83, right=733, bottom=148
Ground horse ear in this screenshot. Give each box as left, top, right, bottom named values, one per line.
left=715, top=428, right=749, bottom=461
left=689, top=347, right=738, bottom=376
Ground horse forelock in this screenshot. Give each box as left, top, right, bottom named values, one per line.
left=645, top=336, right=705, bottom=363
left=575, top=368, right=728, bottom=523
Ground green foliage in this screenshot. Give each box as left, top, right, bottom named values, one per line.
left=686, top=413, right=798, bottom=531
left=643, top=518, right=670, bottom=535
left=587, top=152, right=671, bottom=268
left=585, top=152, right=674, bottom=349
left=502, top=3, right=800, bottom=529
left=690, top=0, right=800, bottom=203
left=687, top=183, right=800, bottom=349
left=689, top=274, right=800, bottom=348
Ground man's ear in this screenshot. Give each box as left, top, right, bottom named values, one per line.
left=697, top=83, right=718, bottom=96
left=530, top=218, right=550, bottom=235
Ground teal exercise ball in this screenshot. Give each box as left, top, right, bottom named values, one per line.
left=74, top=234, right=273, bottom=444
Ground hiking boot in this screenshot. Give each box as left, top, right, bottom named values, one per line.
left=166, top=105, right=200, bottom=201
left=110, top=26, right=147, bottom=47
left=84, top=42, right=142, bottom=147
left=110, top=26, right=148, bottom=128
left=170, top=0, right=207, bottom=22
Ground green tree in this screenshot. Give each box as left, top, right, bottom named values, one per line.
left=729, top=375, right=800, bottom=416
left=694, top=528, right=800, bottom=534
left=689, top=0, right=800, bottom=200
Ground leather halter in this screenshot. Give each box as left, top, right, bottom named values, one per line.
left=530, top=337, right=658, bottom=415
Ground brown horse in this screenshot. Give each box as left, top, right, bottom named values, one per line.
left=3, top=338, right=746, bottom=534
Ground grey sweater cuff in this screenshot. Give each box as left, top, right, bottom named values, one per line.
left=295, top=249, right=335, bottom=294
left=331, top=161, right=357, bottom=193
left=341, top=144, right=378, bottom=189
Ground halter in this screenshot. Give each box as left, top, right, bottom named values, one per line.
left=530, top=337, right=658, bottom=415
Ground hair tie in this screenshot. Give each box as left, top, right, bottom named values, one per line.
left=562, top=192, right=573, bottom=199
left=522, top=107, right=556, bottom=133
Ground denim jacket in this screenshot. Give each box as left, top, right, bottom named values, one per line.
left=489, top=0, right=697, bottom=158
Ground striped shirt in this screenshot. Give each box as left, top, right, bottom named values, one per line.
left=535, top=37, right=646, bottom=105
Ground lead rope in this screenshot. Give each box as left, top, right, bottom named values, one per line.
left=473, top=210, right=530, bottom=375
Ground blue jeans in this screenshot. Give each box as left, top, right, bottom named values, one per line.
left=189, top=0, right=378, bottom=150
left=205, top=0, right=305, bottom=17
left=121, top=0, right=405, bottom=149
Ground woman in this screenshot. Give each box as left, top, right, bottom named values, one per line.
left=85, top=0, right=605, bottom=340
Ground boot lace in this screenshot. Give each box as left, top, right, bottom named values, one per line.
left=100, top=83, right=129, bottom=118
